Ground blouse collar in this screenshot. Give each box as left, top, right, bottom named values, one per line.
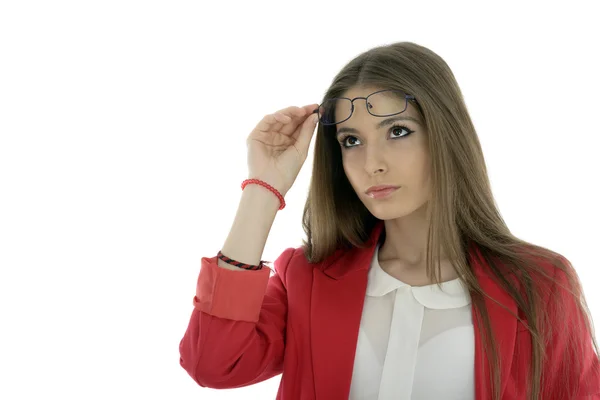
left=366, top=243, right=471, bottom=309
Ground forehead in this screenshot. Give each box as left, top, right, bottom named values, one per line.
left=339, top=85, right=388, bottom=99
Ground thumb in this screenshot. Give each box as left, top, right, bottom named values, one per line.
left=295, top=113, right=319, bottom=157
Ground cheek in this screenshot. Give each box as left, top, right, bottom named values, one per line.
left=341, top=158, right=362, bottom=189
left=403, top=146, right=430, bottom=174
left=414, top=155, right=432, bottom=190
left=341, top=159, right=354, bottom=180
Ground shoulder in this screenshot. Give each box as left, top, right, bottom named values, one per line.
left=522, top=250, right=583, bottom=317
left=505, top=249, right=583, bottom=334
left=267, top=246, right=316, bottom=286
left=532, top=252, right=577, bottom=294
left=269, top=244, right=348, bottom=286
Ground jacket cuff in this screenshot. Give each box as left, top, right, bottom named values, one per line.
left=193, top=255, right=272, bottom=322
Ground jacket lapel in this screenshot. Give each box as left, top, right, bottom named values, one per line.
left=310, top=221, right=384, bottom=400
left=310, top=222, right=519, bottom=400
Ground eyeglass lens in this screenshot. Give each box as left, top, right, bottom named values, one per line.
left=318, top=90, right=409, bottom=125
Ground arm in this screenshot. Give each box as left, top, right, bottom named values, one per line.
left=179, top=183, right=292, bottom=388
left=179, top=247, right=294, bottom=388
left=218, top=182, right=282, bottom=270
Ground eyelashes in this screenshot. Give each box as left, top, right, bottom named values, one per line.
left=337, top=124, right=414, bottom=149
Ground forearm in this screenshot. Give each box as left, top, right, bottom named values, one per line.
left=218, top=183, right=281, bottom=270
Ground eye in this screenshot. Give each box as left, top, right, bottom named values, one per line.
left=338, top=124, right=414, bottom=149
left=340, top=136, right=360, bottom=147
left=390, top=124, right=413, bottom=138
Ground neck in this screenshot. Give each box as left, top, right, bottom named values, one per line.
left=377, top=203, right=449, bottom=267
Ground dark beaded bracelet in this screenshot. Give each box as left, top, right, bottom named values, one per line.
left=217, top=250, right=265, bottom=270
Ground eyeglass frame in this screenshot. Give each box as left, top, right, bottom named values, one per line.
left=312, top=89, right=417, bottom=126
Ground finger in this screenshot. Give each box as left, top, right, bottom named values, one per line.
left=255, top=113, right=283, bottom=132
left=274, top=105, right=306, bottom=118
left=301, top=103, right=320, bottom=115
left=278, top=111, right=310, bottom=136
left=257, top=107, right=303, bottom=134
left=300, top=104, right=321, bottom=127
left=270, top=112, right=290, bottom=132
left=255, top=104, right=318, bottom=134
left=280, top=103, right=319, bottom=136
left=294, top=112, right=319, bottom=156
left=276, top=104, right=318, bottom=120
left=276, top=106, right=313, bottom=136
left=272, top=112, right=292, bottom=124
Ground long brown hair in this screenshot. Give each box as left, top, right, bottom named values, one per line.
left=300, top=41, right=599, bottom=399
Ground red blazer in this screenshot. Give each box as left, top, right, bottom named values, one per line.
left=180, top=221, right=600, bottom=399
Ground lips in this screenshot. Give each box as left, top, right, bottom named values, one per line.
left=365, top=186, right=400, bottom=199
left=369, top=188, right=393, bottom=193
left=365, top=185, right=400, bottom=195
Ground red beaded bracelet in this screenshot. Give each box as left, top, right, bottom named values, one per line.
left=241, top=178, right=286, bottom=210
left=217, top=250, right=265, bottom=270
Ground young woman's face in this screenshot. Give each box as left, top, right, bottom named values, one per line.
left=335, top=86, right=431, bottom=220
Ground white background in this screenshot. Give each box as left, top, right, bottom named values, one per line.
left=1, top=1, right=598, bottom=399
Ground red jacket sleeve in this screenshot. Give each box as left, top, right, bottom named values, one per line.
left=541, top=257, right=600, bottom=399
left=179, top=247, right=295, bottom=389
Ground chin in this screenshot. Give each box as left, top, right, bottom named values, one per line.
left=366, top=204, right=412, bottom=220
left=365, top=196, right=430, bottom=220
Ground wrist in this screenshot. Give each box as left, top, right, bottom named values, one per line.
left=241, top=178, right=286, bottom=210
left=241, top=183, right=283, bottom=210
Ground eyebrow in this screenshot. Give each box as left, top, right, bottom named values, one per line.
left=335, top=116, right=422, bottom=137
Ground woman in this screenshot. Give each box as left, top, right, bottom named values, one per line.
left=179, top=42, right=600, bottom=399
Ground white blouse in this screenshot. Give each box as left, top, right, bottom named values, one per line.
left=348, top=242, right=475, bottom=400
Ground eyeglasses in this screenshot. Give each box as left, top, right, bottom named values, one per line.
left=313, top=89, right=417, bottom=126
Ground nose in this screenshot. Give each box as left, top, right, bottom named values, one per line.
left=364, top=145, right=387, bottom=175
